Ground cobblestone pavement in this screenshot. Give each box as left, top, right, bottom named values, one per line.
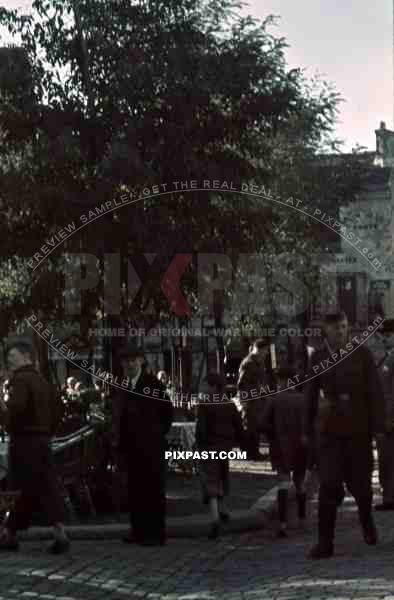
left=79, top=451, right=275, bottom=523
left=166, top=454, right=275, bottom=517
left=2, top=469, right=394, bottom=599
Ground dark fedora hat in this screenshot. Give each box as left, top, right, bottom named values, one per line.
left=117, top=342, right=145, bottom=360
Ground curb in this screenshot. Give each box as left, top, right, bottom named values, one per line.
left=17, top=471, right=319, bottom=541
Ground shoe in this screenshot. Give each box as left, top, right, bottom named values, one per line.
left=308, top=541, right=333, bottom=559
left=375, top=502, right=394, bottom=511
left=219, top=512, right=230, bottom=523
left=208, top=522, right=220, bottom=540
left=47, top=538, right=70, bottom=555
left=0, top=537, right=19, bottom=552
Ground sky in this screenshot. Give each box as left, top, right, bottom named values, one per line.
left=245, top=0, right=393, bottom=151
left=1, top=0, right=393, bottom=151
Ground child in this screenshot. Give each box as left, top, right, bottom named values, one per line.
left=261, top=368, right=307, bottom=538
left=196, top=372, right=244, bottom=539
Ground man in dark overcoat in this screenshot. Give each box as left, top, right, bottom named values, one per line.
left=368, top=322, right=394, bottom=510
left=0, top=339, right=69, bottom=554
left=304, top=311, right=385, bottom=559
left=112, top=344, right=173, bottom=546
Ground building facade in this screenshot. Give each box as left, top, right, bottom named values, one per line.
left=336, top=122, right=394, bottom=325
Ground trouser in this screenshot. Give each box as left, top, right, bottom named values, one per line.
left=245, top=399, right=260, bottom=457
left=316, top=434, right=373, bottom=544
left=127, top=448, right=167, bottom=542
left=199, top=457, right=230, bottom=501
left=376, top=433, right=394, bottom=504
left=6, top=436, right=65, bottom=533
left=277, top=470, right=308, bottom=525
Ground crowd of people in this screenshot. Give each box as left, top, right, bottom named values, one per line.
left=0, top=309, right=390, bottom=558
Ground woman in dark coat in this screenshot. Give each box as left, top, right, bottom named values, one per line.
left=196, top=372, right=244, bottom=539
left=261, top=368, right=308, bottom=538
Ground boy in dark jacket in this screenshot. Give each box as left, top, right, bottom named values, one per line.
left=196, top=373, right=244, bottom=539
left=0, top=339, right=69, bottom=554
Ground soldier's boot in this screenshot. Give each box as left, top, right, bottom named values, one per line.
left=296, top=491, right=307, bottom=520
left=358, top=505, right=378, bottom=545
left=208, top=497, right=220, bottom=540
left=277, top=489, right=288, bottom=538
left=308, top=499, right=336, bottom=559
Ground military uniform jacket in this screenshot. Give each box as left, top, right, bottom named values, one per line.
left=304, top=343, right=385, bottom=438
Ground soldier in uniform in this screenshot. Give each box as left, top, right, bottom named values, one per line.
left=304, top=311, right=385, bottom=559
left=237, top=339, right=270, bottom=461
left=370, top=321, right=394, bottom=510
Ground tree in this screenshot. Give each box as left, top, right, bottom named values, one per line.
left=0, top=0, right=361, bottom=382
